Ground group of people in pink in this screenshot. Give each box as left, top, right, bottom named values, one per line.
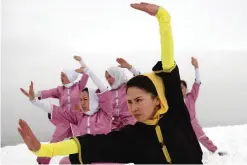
left=21, top=56, right=141, bottom=164
left=19, top=2, right=226, bottom=164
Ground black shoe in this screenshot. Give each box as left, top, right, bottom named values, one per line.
left=218, top=151, right=227, bottom=156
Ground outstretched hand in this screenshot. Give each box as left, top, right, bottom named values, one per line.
left=18, top=119, right=41, bottom=152
left=191, top=57, right=199, bottom=68
left=116, top=58, right=132, bottom=69
left=75, top=67, right=85, bottom=73
left=130, top=2, right=160, bottom=16
left=73, top=55, right=82, bottom=62
left=20, top=81, right=35, bottom=101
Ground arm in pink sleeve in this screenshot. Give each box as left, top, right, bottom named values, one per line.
left=39, top=87, right=60, bottom=100
left=79, top=73, right=89, bottom=90
left=77, top=58, right=89, bottom=90
left=190, top=83, right=200, bottom=101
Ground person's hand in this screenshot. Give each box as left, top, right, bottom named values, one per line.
left=130, top=2, right=160, bottom=16
left=191, top=57, right=199, bottom=68
left=20, top=81, right=35, bottom=101
left=18, top=119, right=41, bottom=152
left=75, top=67, right=86, bottom=73
left=73, top=55, right=82, bottom=62
left=116, top=58, right=132, bottom=69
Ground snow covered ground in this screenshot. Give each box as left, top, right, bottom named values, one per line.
left=1, top=124, right=247, bottom=164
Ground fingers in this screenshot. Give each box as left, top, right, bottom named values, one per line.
left=19, top=119, right=34, bottom=138
left=116, top=58, right=121, bottom=64
left=19, top=119, right=28, bottom=138
left=18, top=119, right=40, bottom=151
left=73, top=55, right=81, bottom=60
left=140, top=2, right=150, bottom=5
left=30, top=81, right=33, bottom=88
left=116, top=58, right=124, bottom=63
left=18, top=127, right=25, bottom=139
left=75, top=69, right=80, bottom=73
left=117, top=58, right=123, bottom=61
left=73, top=55, right=79, bottom=61
left=75, top=67, right=84, bottom=73
left=20, top=88, right=29, bottom=97
left=18, top=125, right=33, bottom=151
left=130, top=3, right=146, bottom=11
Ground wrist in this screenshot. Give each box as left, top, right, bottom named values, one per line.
left=127, top=65, right=132, bottom=70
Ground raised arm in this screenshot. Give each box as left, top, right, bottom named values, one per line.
left=130, top=3, right=175, bottom=72
left=84, top=68, right=108, bottom=92
left=73, top=55, right=89, bottom=90
left=74, top=55, right=108, bottom=92
left=116, top=58, right=141, bottom=76
left=156, top=7, right=175, bottom=72
left=78, top=73, right=89, bottom=90
left=190, top=57, right=201, bottom=100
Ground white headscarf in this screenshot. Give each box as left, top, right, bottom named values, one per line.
left=84, top=88, right=100, bottom=116
left=62, top=69, right=79, bottom=88
left=106, top=66, right=128, bottom=90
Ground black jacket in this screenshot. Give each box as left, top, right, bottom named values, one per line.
left=69, top=62, right=203, bottom=164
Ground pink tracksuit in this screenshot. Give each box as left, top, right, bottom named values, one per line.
left=106, top=66, right=141, bottom=131
left=110, top=84, right=136, bottom=131
left=185, top=78, right=217, bottom=152
left=59, top=90, right=114, bottom=164
left=36, top=73, right=89, bottom=164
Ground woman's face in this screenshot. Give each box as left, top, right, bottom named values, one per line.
left=80, top=91, right=89, bottom=112
left=126, top=87, right=160, bottom=122
left=105, top=71, right=115, bottom=87
left=60, top=72, right=70, bottom=85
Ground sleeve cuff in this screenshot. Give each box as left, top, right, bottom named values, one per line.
left=155, top=6, right=170, bottom=22
left=35, top=91, right=41, bottom=98
left=129, top=66, right=141, bottom=76
left=84, top=67, right=91, bottom=75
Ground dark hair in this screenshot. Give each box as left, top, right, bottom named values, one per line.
left=82, top=87, right=89, bottom=93
left=180, top=80, right=187, bottom=88
left=126, top=75, right=158, bottom=98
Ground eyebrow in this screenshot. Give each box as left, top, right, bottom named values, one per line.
left=127, top=96, right=142, bottom=101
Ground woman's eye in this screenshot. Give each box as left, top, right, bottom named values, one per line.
left=136, top=99, right=142, bottom=103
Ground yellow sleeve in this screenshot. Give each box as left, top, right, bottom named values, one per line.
left=156, top=7, right=175, bottom=72
left=32, top=139, right=78, bottom=157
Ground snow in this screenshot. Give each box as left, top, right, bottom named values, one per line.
left=1, top=124, right=247, bottom=164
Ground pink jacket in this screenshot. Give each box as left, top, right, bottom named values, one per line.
left=184, top=82, right=201, bottom=120
left=70, top=90, right=114, bottom=136
left=110, top=84, right=136, bottom=131
left=38, top=74, right=89, bottom=110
